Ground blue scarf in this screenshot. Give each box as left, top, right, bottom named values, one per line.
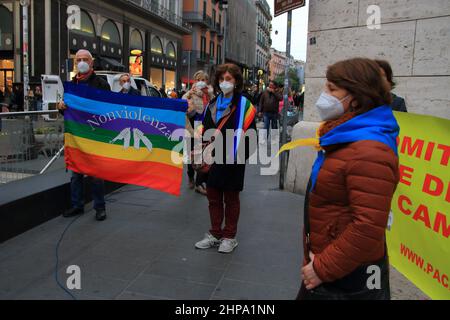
left=216, top=94, right=232, bottom=122
left=310, top=105, right=399, bottom=191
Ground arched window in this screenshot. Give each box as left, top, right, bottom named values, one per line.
left=71, top=10, right=95, bottom=37
left=166, top=42, right=176, bottom=59
left=151, top=36, right=163, bottom=55
left=0, top=5, right=13, bottom=34
left=130, top=29, right=143, bottom=51
left=101, top=20, right=121, bottom=44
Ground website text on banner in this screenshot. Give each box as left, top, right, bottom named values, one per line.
left=63, top=82, right=188, bottom=196
left=387, top=112, right=450, bottom=300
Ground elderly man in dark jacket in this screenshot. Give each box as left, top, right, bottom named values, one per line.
left=57, top=49, right=111, bottom=221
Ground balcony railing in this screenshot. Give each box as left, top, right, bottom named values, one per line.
left=183, top=12, right=213, bottom=29
left=126, top=0, right=192, bottom=31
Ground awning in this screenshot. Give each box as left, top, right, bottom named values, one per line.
left=97, top=56, right=126, bottom=71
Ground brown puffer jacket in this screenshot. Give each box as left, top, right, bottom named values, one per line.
left=304, top=120, right=400, bottom=283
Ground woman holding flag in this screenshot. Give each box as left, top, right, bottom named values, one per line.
left=194, top=64, right=257, bottom=253
left=291, top=58, right=400, bottom=299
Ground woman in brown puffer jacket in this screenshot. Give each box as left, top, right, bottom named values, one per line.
left=298, top=58, right=400, bottom=300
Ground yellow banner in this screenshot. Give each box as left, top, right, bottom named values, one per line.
left=387, top=112, right=450, bottom=300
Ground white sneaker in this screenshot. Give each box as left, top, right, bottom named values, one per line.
left=218, top=238, right=238, bottom=253
left=195, top=233, right=221, bottom=249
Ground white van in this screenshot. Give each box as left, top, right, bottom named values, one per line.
left=41, top=72, right=162, bottom=119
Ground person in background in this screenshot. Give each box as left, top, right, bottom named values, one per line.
left=34, top=86, right=43, bottom=111
left=169, top=90, right=178, bottom=99
left=250, top=84, right=261, bottom=111
left=259, top=80, right=283, bottom=141
left=298, top=58, right=399, bottom=300
left=11, top=84, right=24, bottom=112
left=119, top=74, right=140, bottom=96
left=57, top=49, right=111, bottom=221
left=278, top=89, right=294, bottom=114
left=182, top=70, right=214, bottom=195
left=159, top=87, right=168, bottom=98
left=194, top=63, right=256, bottom=254
left=375, top=60, right=407, bottom=112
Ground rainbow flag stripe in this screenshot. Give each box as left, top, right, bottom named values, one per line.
left=63, top=82, right=188, bottom=196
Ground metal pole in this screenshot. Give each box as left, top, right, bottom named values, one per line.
left=40, top=146, right=64, bottom=174
left=279, top=10, right=292, bottom=190
left=187, top=50, right=191, bottom=90
left=22, top=0, right=30, bottom=112
left=223, top=3, right=228, bottom=64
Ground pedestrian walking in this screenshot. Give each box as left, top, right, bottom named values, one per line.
left=57, top=49, right=111, bottom=221
left=297, top=58, right=400, bottom=300
left=375, top=59, right=407, bottom=112
left=194, top=64, right=256, bottom=253
left=183, top=70, right=214, bottom=195
left=259, top=81, right=283, bottom=142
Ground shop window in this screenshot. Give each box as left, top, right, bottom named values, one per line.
left=71, top=10, right=96, bottom=37
left=166, top=42, right=176, bottom=59
left=151, top=36, right=163, bottom=55
left=101, top=20, right=121, bottom=44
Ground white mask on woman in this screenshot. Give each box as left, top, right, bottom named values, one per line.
left=219, top=81, right=234, bottom=95
left=195, top=81, right=207, bottom=90
left=315, top=92, right=350, bottom=121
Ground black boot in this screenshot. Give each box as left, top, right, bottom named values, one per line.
left=95, top=209, right=107, bottom=221
left=63, top=207, right=84, bottom=218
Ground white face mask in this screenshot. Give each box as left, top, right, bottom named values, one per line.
left=122, top=82, right=131, bottom=91
left=195, top=81, right=207, bottom=90
left=220, top=81, right=234, bottom=95
left=315, top=92, right=349, bottom=121
left=77, top=61, right=90, bottom=74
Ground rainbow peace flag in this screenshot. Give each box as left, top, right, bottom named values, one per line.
left=63, top=82, right=188, bottom=196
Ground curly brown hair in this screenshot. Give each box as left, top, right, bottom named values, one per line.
left=213, top=63, right=244, bottom=95
left=326, top=58, right=392, bottom=115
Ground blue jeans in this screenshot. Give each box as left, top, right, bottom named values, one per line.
left=71, top=172, right=105, bottom=210
left=264, top=112, right=279, bottom=138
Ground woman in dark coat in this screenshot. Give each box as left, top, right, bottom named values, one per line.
left=194, top=64, right=257, bottom=253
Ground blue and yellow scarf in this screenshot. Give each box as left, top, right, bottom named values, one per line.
left=279, top=105, right=400, bottom=190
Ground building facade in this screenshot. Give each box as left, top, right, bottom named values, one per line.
left=254, top=0, right=272, bottom=85
left=182, top=0, right=226, bottom=87
left=224, top=0, right=256, bottom=85
left=0, top=0, right=191, bottom=94
left=268, top=48, right=288, bottom=81
left=293, top=59, right=305, bottom=86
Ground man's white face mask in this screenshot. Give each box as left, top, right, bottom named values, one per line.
left=77, top=61, right=90, bottom=74
left=122, top=82, right=131, bottom=91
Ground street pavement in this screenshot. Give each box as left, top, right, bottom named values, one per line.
left=0, top=164, right=304, bottom=300
left=0, top=161, right=428, bottom=300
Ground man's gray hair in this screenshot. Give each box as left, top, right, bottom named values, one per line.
left=75, top=49, right=93, bottom=59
